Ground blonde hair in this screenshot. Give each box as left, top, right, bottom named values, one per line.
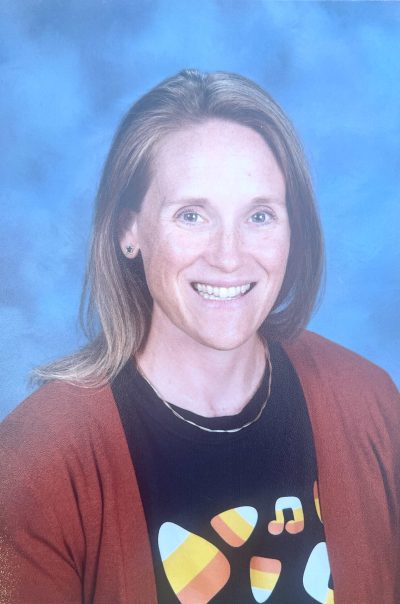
left=34, top=69, right=323, bottom=387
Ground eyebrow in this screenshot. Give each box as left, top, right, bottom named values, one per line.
left=249, top=196, right=286, bottom=206
left=162, top=196, right=284, bottom=208
left=162, top=197, right=209, bottom=208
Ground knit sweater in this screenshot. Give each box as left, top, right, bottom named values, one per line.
left=1, top=331, right=399, bottom=603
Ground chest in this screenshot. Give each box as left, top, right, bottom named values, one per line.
left=112, top=345, right=334, bottom=603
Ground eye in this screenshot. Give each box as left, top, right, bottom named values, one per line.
left=176, top=209, right=205, bottom=224
left=249, top=210, right=274, bottom=224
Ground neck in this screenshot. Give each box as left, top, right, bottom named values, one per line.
left=136, top=322, right=267, bottom=418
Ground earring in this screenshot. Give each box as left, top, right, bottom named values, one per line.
left=125, top=244, right=135, bottom=256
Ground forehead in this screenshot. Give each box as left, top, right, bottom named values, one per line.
left=147, top=119, right=286, bottom=203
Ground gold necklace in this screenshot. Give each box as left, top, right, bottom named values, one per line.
left=136, top=350, right=272, bottom=434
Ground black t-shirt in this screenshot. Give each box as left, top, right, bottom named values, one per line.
left=112, top=342, right=334, bottom=603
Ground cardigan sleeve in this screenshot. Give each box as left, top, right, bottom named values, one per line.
left=0, top=444, right=83, bottom=604
left=0, top=393, right=86, bottom=604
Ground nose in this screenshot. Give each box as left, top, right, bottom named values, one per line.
left=205, top=225, right=245, bottom=272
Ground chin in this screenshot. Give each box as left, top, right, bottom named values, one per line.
left=193, top=331, right=255, bottom=352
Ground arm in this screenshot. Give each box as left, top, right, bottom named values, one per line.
left=0, top=445, right=83, bottom=604
left=0, top=385, right=89, bottom=604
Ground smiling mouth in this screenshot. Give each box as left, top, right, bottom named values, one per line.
left=192, top=282, right=255, bottom=300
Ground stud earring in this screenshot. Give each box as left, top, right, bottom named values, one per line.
left=125, top=244, right=135, bottom=256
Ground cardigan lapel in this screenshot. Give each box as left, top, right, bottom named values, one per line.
left=284, top=331, right=399, bottom=604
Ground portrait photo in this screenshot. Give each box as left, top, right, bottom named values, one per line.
left=1, top=2, right=399, bottom=603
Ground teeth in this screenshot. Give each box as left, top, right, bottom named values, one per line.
left=193, top=283, right=251, bottom=300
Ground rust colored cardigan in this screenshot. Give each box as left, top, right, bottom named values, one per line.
left=1, top=331, right=399, bottom=603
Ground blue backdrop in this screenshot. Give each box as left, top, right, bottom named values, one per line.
left=1, top=1, right=399, bottom=419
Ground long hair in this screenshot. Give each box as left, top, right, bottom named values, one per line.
left=34, top=69, right=324, bottom=386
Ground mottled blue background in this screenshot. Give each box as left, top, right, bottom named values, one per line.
left=1, top=1, right=399, bottom=419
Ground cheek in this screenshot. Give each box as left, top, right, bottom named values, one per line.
left=142, top=229, right=203, bottom=270
left=277, top=238, right=291, bottom=268
left=274, top=225, right=291, bottom=267
left=139, top=237, right=191, bottom=293
left=138, top=238, right=165, bottom=291
left=257, top=232, right=291, bottom=272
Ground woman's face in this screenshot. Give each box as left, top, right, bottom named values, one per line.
left=120, top=119, right=290, bottom=351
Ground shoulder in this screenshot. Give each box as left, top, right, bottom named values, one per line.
left=282, top=330, right=399, bottom=430
left=0, top=380, right=124, bottom=499
left=1, top=379, right=119, bottom=449
left=283, top=329, right=397, bottom=390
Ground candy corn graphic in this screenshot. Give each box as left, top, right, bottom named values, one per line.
left=250, top=556, right=281, bottom=603
left=211, top=506, right=258, bottom=547
left=158, top=522, right=230, bottom=603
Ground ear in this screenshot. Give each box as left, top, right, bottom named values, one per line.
left=118, top=208, right=140, bottom=258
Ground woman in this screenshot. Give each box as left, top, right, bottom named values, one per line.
left=1, top=70, right=399, bottom=604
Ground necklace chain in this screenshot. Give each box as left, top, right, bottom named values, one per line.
left=136, top=349, right=272, bottom=434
